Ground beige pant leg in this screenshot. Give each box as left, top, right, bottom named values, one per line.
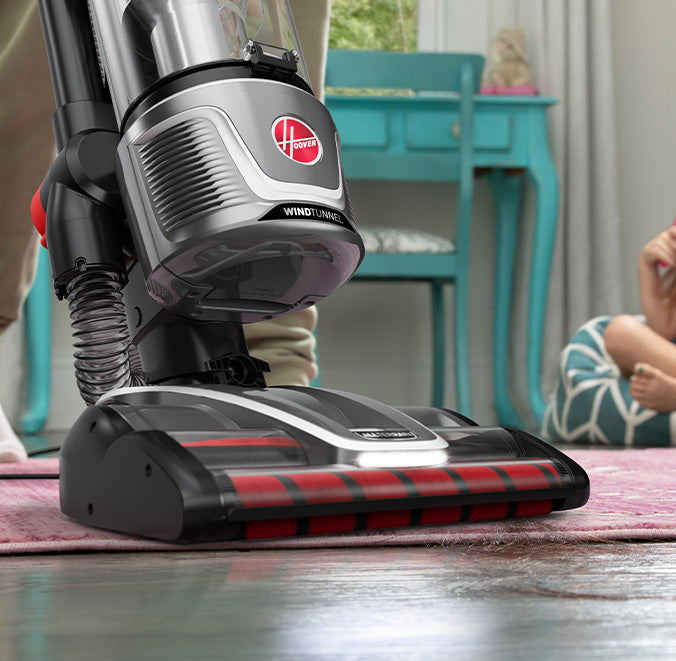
left=289, top=0, right=332, bottom=101
left=245, top=306, right=319, bottom=386
left=0, top=1, right=53, bottom=457
left=0, top=1, right=55, bottom=336
left=242, top=0, right=331, bottom=386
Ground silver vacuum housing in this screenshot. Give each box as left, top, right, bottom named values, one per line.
left=88, top=0, right=363, bottom=323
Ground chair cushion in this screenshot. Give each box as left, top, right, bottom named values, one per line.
left=360, top=227, right=455, bottom=254
left=541, top=315, right=676, bottom=446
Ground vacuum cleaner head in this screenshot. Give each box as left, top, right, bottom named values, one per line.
left=59, top=386, right=589, bottom=543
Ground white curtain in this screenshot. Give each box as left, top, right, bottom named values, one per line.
left=419, top=0, right=624, bottom=413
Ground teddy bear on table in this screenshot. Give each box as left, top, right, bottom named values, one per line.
left=482, top=27, right=538, bottom=95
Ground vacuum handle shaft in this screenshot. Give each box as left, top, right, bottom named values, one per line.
left=38, top=0, right=109, bottom=146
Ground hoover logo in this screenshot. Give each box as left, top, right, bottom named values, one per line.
left=272, top=116, right=322, bottom=165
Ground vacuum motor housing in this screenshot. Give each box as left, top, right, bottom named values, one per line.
left=118, top=73, right=363, bottom=323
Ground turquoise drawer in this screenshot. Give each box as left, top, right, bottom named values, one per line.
left=329, top=109, right=390, bottom=148
left=406, top=113, right=512, bottom=151
left=329, top=105, right=512, bottom=153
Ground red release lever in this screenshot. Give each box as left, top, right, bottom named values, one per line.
left=31, top=186, right=48, bottom=248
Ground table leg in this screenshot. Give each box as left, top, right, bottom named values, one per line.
left=431, top=281, right=447, bottom=410
left=488, top=169, right=524, bottom=427
left=21, top=248, right=52, bottom=435
left=527, top=151, right=559, bottom=427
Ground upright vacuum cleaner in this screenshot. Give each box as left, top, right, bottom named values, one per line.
left=32, top=0, right=588, bottom=542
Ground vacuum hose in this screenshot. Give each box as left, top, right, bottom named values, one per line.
left=66, top=269, right=145, bottom=405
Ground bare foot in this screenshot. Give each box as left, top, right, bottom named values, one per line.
left=0, top=403, right=27, bottom=462
left=630, top=362, right=676, bottom=412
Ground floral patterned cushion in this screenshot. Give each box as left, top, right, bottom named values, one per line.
left=360, top=227, right=455, bottom=254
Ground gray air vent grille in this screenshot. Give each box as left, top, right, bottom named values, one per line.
left=136, top=117, right=251, bottom=234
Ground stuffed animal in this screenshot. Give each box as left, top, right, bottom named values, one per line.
left=482, top=28, right=537, bottom=95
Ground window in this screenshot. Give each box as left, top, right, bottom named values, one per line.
left=329, top=0, right=418, bottom=52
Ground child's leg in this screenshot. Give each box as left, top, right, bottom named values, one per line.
left=604, top=314, right=676, bottom=377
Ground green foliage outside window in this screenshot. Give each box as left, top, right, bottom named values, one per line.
left=329, top=0, right=418, bottom=52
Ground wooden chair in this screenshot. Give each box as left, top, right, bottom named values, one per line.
left=324, top=50, right=484, bottom=414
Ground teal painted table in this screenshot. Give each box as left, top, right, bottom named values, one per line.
left=325, top=92, right=558, bottom=427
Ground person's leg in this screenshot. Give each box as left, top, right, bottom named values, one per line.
left=0, top=3, right=55, bottom=331
left=0, top=2, right=57, bottom=458
left=244, top=306, right=318, bottom=386
left=604, top=314, right=676, bottom=378
left=242, top=0, right=330, bottom=386
left=289, top=0, right=331, bottom=102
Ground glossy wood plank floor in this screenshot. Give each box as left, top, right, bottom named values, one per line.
left=2, top=542, right=676, bottom=660
left=7, top=435, right=676, bottom=659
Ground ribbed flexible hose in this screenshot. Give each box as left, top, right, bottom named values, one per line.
left=66, top=270, right=145, bottom=405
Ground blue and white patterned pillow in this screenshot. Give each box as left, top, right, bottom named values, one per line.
left=541, top=315, right=676, bottom=446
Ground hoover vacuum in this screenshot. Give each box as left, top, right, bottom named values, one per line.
left=32, top=0, right=589, bottom=543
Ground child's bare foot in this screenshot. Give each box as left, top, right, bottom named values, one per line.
left=630, top=363, right=676, bottom=412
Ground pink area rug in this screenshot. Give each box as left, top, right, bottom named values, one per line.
left=1, top=449, right=676, bottom=554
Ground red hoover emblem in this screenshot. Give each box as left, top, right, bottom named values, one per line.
left=272, top=116, right=322, bottom=165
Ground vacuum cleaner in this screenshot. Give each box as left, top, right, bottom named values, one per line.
left=32, top=0, right=589, bottom=543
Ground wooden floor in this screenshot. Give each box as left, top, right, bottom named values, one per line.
left=3, top=436, right=676, bottom=659
left=2, top=543, right=676, bottom=659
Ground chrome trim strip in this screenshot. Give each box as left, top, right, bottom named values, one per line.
left=99, top=386, right=448, bottom=453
